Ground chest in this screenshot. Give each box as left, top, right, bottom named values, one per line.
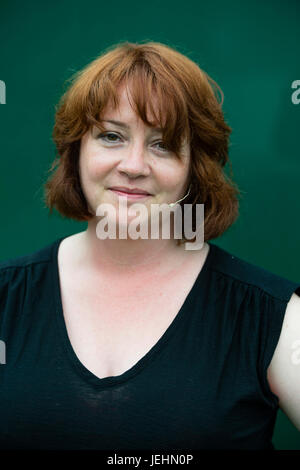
left=58, top=259, right=204, bottom=380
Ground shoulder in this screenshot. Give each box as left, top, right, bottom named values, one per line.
left=0, top=237, right=63, bottom=279
left=0, top=237, right=65, bottom=328
left=208, top=243, right=300, bottom=423
left=207, top=242, right=300, bottom=302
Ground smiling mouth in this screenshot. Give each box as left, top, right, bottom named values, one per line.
left=109, top=189, right=152, bottom=199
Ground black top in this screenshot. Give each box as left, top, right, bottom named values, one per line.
left=0, top=237, right=299, bottom=450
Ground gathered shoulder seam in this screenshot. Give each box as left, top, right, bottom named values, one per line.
left=208, top=263, right=298, bottom=303
left=0, top=259, right=51, bottom=273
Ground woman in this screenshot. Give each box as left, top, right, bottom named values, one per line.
left=0, top=41, right=299, bottom=450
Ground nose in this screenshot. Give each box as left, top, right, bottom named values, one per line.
left=117, top=141, right=150, bottom=178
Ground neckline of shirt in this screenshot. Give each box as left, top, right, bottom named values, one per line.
left=51, top=236, right=217, bottom=389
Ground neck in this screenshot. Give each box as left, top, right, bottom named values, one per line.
left=76, top=219, right=187, bottom=275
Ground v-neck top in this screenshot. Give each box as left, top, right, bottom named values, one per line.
left=0, top=236, right=299, bottom=450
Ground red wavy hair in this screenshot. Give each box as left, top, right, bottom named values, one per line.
left=44, top=41, right=241, bottom=242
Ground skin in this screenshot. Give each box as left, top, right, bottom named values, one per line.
left=267, top=292, right=300, bottom=431
left=57, top=82, right=210, bottom=379
left=76, top=81, right=201, bottom=276
left=64, top=82, right=300, bottom=433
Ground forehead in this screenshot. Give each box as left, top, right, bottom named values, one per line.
left=101, top=82, right=162, bottom=127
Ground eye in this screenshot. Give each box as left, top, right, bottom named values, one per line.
left=153, top=141, right=169, bottom=153
left=96, top=132, right=170, bottom=153
left=97, top=132, right=122, bottom=143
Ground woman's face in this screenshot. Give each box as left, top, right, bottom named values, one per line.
left=79, top=83, right=191, bottom=233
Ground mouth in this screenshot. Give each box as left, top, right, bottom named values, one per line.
left=108, top=188, right=152, bottom=200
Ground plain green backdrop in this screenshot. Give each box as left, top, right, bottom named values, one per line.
left=0, top=0, right=299, bottom=450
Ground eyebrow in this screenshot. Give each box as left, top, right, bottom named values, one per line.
left=102, top=119, right=163, bottom=133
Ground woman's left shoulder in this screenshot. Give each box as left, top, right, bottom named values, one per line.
left=208, top=242, right=300, bottom=302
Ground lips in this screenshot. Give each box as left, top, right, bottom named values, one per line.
left=109, top=186, right=152, bottom=195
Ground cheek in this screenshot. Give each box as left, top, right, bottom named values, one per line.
left=80, top=153, right=110, bottom=185
left=159, top=160, right=190, bottom=191
left=79, top=152, right=116, bottom=209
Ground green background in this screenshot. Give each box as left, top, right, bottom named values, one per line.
left=0, top=0, right=299, bottom=449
